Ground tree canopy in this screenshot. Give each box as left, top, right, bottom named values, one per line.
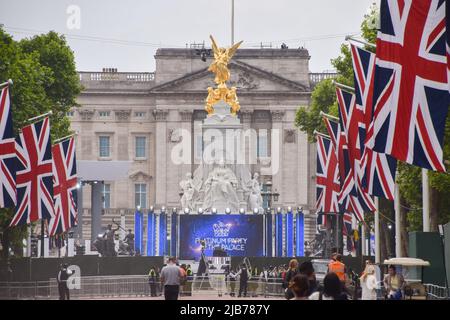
left=0, top=28, right=81, bottom=259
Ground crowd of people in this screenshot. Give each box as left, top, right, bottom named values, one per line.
left=281, top=254, right=405, bottom=301
left=221, top=253, right=405, bottom=301
left=54, top=254, right=406, bottom=300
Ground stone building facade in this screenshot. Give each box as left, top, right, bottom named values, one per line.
left=71, top=47, right=336, bottom=246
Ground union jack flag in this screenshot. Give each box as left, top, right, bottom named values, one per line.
left=10, top=117, right=54, bottom=226
left=323, top=114, right=354, bottom=204
left=316, top=213, right=329, bottom=229
left=368, top=0, right=450, bottom=172
left=336, top=87, right=363, bottom=193
left=0, top=85, right=16, bottom=208
left=334, top=88, right=376, bottom=220
left=350, top=44, right=397, bottom=200
left=315, top=134, right=340, bottom=214
left=447, top=0, right=450, bottom=84
left=48, top=137, right=78, bottom=236
left=343, top=211, right=353, bottom=236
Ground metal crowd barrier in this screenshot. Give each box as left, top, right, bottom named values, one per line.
left=0, top=281, right=55, bottom=300
left=424, top=284, right=449, bottom=300
left=0, top=276, right=286, bottom=300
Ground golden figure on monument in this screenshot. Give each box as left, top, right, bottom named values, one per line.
left=205, top=35, right=243, bottom=116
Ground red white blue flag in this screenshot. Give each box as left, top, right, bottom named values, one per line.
left=10, top=117, right=54, bottom=226
left=368, top=0, right=450, bottom=172
left=0, top=85, right=16, bottom=208
left=350, top=44, right=397, bottom=201
left=49, top=137, right=78, bottom=236
left=343, top=211, right=353, bottom=236
left=315, top=134, right=340, bottom=214
left=323, top=113, right=354, bottom=204
left=335, top=88, right=376, bottom=220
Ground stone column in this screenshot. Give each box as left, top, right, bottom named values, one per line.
left=240, top=109, right=253, bottom=171
left=179, top=110, right=194, bottom=187
left=270, top=110, right=285, bottom=206
left=153, top=109, right=169, bottom=208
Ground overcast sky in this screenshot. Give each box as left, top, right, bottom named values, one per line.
left=1, top=0, right=377, bottom=73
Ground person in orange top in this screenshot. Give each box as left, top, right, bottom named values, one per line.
left=328, top=253, right=347, bottom=282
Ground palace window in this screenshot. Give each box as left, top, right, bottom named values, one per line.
left=99, top=136, right=110, bottom=157
left=134, top=111, right=146, bottom=118
left=102, top=184, right=111, bottom=209
left=135, top=183, right=147, bottom=209
left=66, top=111, right=75, bottom=117
left=257, top=130, right=268, bottom=157
left=135, top=136, right=146, bottom=158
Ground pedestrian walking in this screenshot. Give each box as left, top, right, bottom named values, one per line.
left=160, top=257, right=183, bottom=300
left=298, top=260, right=318, bottom=295
left=124, top=229, right=135, bottom=255
left=148, top=266, right=158, bottom=297
left=57, top=263, right=72, bottom=300
left=360, top=264, right=377, bottom=300
left=283, top=259, right=299, bottom=299
left=236, top=264, right=250, bottom=297
left=328, top=253, right=347, bottom=282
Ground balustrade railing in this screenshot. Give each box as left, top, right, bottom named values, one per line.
left=309, top=72, right=338, bottom=85
left=78, top=72, right=155, bottom=82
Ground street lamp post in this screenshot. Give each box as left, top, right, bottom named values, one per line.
left=261, top=181, right=280, bottom=209
left=261, top=181, right=280, bottom=257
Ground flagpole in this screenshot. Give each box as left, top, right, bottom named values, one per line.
left=231, top=0, right=235, bottom=46
left=394, top=182, right=402, bottom=257
left=332, top=80, right=355, bottom=92
left=345, top=35, right=377, bottom=49
left=374, top=197, right=381, bottom=263
left=319, top=111, right=339, bottom=121
left=361, top=221, right=366, bottom=256
left=313, top=130, right=330, bottom=139
left=53, top=132, right=78, bottom=144
left=40, top=219, right=45, bottom=258
left=26, top=225, right=32, bottom=257
left=0, top=79, right=13, bottom=88
left=422, top=169, right=430, bottom=232
left=27, top=111, right=53, bottom=123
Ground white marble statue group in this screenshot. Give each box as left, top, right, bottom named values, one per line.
left=179, top=159, right=263, bottom=213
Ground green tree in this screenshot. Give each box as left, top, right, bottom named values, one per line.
left=295, top=1, right=450, bottom=258
left=295, top=79, right=337, bottom=142
left=0, top=28, right=81, bottom=262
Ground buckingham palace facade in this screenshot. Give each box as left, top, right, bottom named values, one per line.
left=70, top=46, right=336, bottom=243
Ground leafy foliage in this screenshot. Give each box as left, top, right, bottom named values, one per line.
left=295, top=79, right=337, bottom=142
left=0, top=28, right=81, bottom=259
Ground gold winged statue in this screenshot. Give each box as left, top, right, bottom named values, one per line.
left=205, top=35, right=243, bottom=116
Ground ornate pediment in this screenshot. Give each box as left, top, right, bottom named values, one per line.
left=149, top=61, right=308, bottom=93
left=129, top=171, right=152, bottom=181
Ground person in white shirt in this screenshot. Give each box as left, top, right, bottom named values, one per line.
left=360, top=264, right=378, bottom=300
